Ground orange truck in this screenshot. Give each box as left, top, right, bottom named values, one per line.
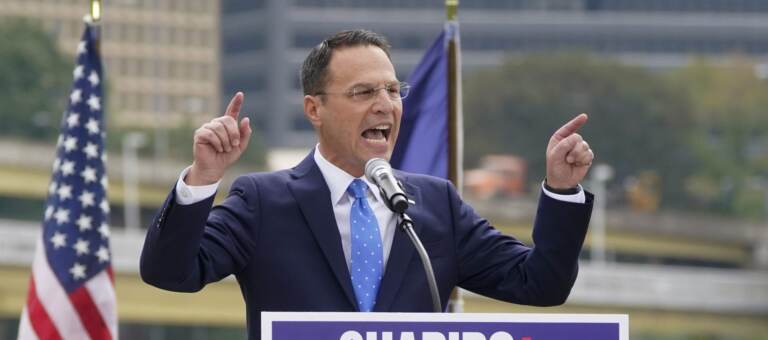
left=464, top=155, right=527, bottom=199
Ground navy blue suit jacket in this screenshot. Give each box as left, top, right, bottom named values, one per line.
left=140, top=152, right=593, bottom=339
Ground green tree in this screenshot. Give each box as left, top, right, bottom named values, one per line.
left=463, top=53, right=694, bottom=207
left=670, top=57, right=768, bottom=218
left=0, top=19, right=71, bottom=141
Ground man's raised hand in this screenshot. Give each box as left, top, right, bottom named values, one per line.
left=187, top=92, right=252, bottom=185
left=545, top=113, right=594, bottom=190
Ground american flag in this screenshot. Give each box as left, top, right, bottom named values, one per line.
left=17, top=22, right=117, bottom=340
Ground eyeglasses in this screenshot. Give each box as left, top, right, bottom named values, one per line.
left=316, top=81, right=411, bottom=102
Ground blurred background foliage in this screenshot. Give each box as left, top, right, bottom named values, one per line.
left=672, top=58, right=768, bottom=219
left=0, top=19, right=71, bottom=141
left=464, top=53, right=768, bottom=219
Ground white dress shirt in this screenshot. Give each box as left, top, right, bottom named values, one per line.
left=173, top=145, right=585, bottom=269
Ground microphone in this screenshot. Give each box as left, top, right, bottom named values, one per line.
left=365, top=158, right=409, bottom=213
left=366, top=158, right=441, bottom=312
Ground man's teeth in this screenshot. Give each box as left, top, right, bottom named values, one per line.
left=363, top=127, right=389, bottom=141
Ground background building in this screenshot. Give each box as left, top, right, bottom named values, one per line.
left=0, top=0, right=221, bottom=129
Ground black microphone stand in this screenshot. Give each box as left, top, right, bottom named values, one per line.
left=377, top=183, right=442, bottom=313
left=397, top=213, right=442, bottom=313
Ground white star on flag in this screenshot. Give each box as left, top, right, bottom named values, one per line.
left=70, top=262, right=86, bottom=280
left=76, top=215, right=93, bottom=232
left=73, top=238, right=90, bottom=256
left=88, top=70, right=100, bottom=87
left=44, top=205, right=54, bottom=220
left=61, top=160, right=75, bottom=176
left=98, top=223, right=110, bottom=239
left=101, top=176, right=109, bottom=189
left=70, top=89, right=82, bottom=104
left=100, top=199, right=110, bottom=213
left=87, top=95, right=101, bottom=111
left=96, top=246, right=110, bottom=263
left=83, top=142, right=99, bottom=159
left=66, top=113, right=80, bottom=128
left=81, top=166, right=97, bottom=183
left=48, top=182, right=58, bottom=195
left=57, top=184, right=72, bottom=201
left=51, top=232, right=67, bottom=249
left=63, top=136, right=78, bottom=153
left=85, top=118, right=100, bottom=135
left=76, top=41, right=87, bottom=54
left=73, top=65, right=84, bottom=80
left=53, top=208, right=70, bottom=225
left=79, top=190, right=95, bottom=208
left=52, top=158, right=61, bottom=172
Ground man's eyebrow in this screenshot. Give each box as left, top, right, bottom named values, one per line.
left=348, top=82, right=375, bottom=89
left=348, top=81, right=399, bottom=89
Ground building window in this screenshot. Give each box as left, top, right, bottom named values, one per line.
left=170, top=61, right=183, bottom=79
left=222, top=0, right=266, bottom=13
left=294, top=32, right=330, bottom=49
left=152, top=94, right=169, bottom=112
left=223, top=32, right=266, bottom=53
left=201, top=30, right=212, bottom=47
left=226, top=73, right=266, bottom=92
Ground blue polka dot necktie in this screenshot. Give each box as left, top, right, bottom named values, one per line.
left=347, top=179, right=384, bottom=312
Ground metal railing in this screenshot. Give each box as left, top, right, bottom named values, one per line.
left=2, top=218, right=766, bottom=314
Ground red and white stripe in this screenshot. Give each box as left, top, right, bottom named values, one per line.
left=17, top=238, right=117, bottom=340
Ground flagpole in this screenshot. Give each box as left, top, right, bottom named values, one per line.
left=446, top=0, right=465, bottom=313
left=87, top=0, right=102, bottom=51
left=446, top=0, right=462, bottom=193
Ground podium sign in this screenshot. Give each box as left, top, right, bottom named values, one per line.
left=262, top=312, right=628, bottom=340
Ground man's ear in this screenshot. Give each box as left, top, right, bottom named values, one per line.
left=304, top=95, right=322, bottom=128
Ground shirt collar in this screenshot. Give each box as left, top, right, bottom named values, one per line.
left=313, top=144, right=381, bottom=206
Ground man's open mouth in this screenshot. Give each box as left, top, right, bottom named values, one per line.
left=362, top=124, right=391, bottom=142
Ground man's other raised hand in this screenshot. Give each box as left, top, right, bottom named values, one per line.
left=187, top=92, right=252, bottom=185
left=545, top=113, right=594, bottom=190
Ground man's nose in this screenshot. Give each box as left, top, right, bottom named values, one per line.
left=371, top=88, right=396, bottom=113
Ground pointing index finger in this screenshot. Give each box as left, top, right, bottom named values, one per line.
left=225, top=92, right=244, bottom=119
left=554, top=113, right=588, bottom=140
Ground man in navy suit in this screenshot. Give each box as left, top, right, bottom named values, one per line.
left=140, top=30, right=595, bottom=340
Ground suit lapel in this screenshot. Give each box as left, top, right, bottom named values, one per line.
left=374, top=175, right=422, bottom=312
left=287, top=152, right=357, bottom=309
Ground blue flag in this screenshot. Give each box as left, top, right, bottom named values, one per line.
left=391, top=23, right=458, bottom=179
